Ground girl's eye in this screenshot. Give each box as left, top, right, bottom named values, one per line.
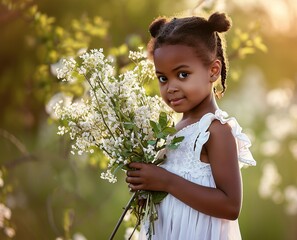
left=158, top=76, right=167, bottom=83
left=178, top=72, right=188, bottom=79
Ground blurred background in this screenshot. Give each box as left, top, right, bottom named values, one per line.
left=0, top=0, right=296, bottom=239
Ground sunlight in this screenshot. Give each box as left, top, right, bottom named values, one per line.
left=233, top=0, right=297, bottom=33
left=186, top=0, right=297, bottom=33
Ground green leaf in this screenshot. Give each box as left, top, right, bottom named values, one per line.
left=167, top=144, right=178, bottom=150
left=130, top=155, right=143, bottom=163
left=168, top=136, right=184, bottom=149
left=171, top=136, right=184, bottom=144
left=112, top=162, right=125, bottom=175
left=162, top=127, right=177, bottom=136
left=124, top=122, right=135, bottom=130
left=124, top=140, right=133, bottom=149
left=150, top=120, right=160, bottom=133
left=151, top=191, right=168, bottom=204
left=63, top=208, right=75, bottom=239
left=147, top=140, right=157, bottom=145
left=120, top=151, right=129, bottom=158
left=156, top=132, right=165, bottom=139
left=158, top=112, right=168, bottom=128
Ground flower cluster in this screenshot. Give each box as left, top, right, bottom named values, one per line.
left=54, top=48, right=176, bottom=179
left=0, top=170, right=15, bottom=238
left=54, top=48, right=183, bottom=239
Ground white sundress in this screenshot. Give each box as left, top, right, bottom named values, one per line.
left=139, top=109, right=256, bottom=240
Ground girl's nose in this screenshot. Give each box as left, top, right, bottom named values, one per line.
left=167, top=88, right=178, bottom=94
left=167, top=81, right=179, bottom=93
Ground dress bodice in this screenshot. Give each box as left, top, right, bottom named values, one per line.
left=162, top=109, right=256, bottom=179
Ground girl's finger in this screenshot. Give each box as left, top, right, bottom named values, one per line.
left=126, top=176, right=142, bottom=184
left=128, top=162, right=144, bottom=169
left=129, top=183, right=144, bottom=191
left=127, top=170, right=141, bottom=177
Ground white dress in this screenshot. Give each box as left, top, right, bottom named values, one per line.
left=139, top=109, right=256, bottom=240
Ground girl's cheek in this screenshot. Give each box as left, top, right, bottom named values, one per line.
left=159, top=86, right=167, bottom=98
left=160, top=92, right=168, bottom=104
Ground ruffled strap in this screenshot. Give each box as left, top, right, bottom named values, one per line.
left=197, top=109, right=256, bottom=168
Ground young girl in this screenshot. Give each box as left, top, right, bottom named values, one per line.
left=126, top=12, right=256, bottom=240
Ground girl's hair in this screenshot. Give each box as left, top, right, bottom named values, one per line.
left=147, top=12, right=231, bottom=96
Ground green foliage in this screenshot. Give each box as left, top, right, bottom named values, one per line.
left=229, top=23, right=267, bottom=60
left=149, top=113, right=184, bottom=151
left=1, top=0, right=110, bottom=106
left=62, top=209, right=75, bottom=240
left=1, top=0, right=296, bottom=239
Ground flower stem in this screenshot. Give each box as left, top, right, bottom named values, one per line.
left=108, top=192, right=136, bottom=240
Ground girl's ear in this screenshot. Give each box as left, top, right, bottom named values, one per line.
left=209, top=59, right=222, bottom=82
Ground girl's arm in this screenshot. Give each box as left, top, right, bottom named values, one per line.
left=126, top=120, right=242, bottom=220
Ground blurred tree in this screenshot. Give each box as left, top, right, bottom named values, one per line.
left=0, top=0, right=110, bottom=132
left=2, top=0, right=296, bottom=239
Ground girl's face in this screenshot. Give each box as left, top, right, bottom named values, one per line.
left=153, top=44, right=220, bottom=116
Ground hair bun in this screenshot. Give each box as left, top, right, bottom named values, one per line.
left=208, top=12, right=231, bottom=33
left=149, top=17, right=167, bottom=38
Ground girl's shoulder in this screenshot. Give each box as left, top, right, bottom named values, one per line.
left=207, top=118, right=234, bottom=143
left=200, top=109, right=256, bottom=167
left=204, top=116, right=236, bottom=153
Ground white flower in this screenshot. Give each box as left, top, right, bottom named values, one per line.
left=54, top=48, right=175, bottom=186
left=258, top=162, right=282, bottom=200
left=284, top=186, right=297, bottom=215
left=73, top=232, right=87, bottom=240
left=0, top=203, right=11, bottom=220
left=50, top=60, right=63, bottom=76
left=101, top=170, right=117, bottom=183
left=4, top=227, right=15, bottom=238
left=266, top=87, right=293, bottom=109
left=0, top=170, right=3, bottom=188
left=260, top=140, right=280, bottom=157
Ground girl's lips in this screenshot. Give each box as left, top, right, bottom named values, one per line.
left=169, top=97, right=184, bottom=106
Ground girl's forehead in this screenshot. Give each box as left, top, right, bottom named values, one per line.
left=154, top=44, right=194, bottom=54
left=153, top=45, right=203, bottom=68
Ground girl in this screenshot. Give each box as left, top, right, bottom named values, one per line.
left=126, top=12, right=256, bottom=240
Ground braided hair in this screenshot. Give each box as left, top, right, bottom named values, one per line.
left=147, top=12, right=231, bottom=97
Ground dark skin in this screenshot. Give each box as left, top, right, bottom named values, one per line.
left=126, top=44, right=242, bottom=220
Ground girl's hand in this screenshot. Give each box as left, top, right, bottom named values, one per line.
left=126, top=162, right=170, bottom=192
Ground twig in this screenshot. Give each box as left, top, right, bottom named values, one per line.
left=0, top=128, right=37, bottom=168
left=0, top=128, right=28, bottom=155
left=3, top=154, right=37, bottom=169
left=190, top=0, right=206, bottom=15
left=108, top=192, right=136, bottom=240
left=46, top=196, right=61, bottom=236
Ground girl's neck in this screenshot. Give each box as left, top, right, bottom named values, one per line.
left=175, top=95, right=218, bottom=132
left=181, top=94, right=219, bottom=122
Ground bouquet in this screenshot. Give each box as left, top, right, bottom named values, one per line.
left=53, top=48, right=184, bottom=239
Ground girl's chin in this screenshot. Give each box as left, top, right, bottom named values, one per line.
left=169, top=105, right=185, bottom=113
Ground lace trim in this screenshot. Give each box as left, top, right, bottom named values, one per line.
left=198, top=109, right=256, bottom=167
left=163, top=109, right=256, bottom=179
